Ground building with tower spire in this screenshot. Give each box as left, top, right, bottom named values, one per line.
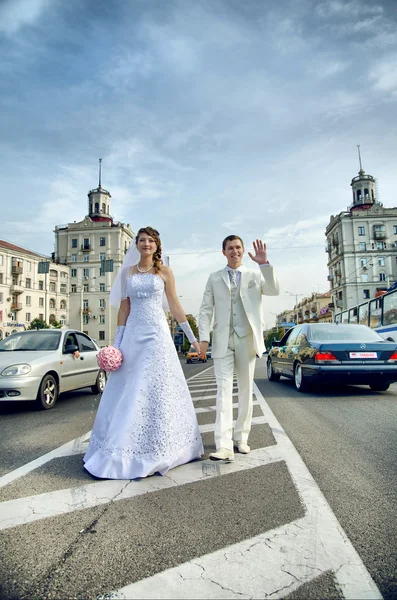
left=326, top=148, right=397, bottom=314
left=54, top=160, right=134, bottom=346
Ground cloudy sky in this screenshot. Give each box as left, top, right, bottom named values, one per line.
left=1, top=0, right=397, bottom=325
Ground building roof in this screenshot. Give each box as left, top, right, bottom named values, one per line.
left=0, top=239, right=48, bottom=259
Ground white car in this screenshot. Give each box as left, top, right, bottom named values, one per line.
left=0, top=329, right=106, bottom=410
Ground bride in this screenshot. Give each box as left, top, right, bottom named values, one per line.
left=83, top=226, right=204, bottom=479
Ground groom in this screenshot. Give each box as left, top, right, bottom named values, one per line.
left=199, top=236, right=279, bottom=461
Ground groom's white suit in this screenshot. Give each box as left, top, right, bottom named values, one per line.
left=199, top=259, right=279, bottom=454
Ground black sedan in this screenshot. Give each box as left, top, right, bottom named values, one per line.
left=267, top=323, right=397, bottom=392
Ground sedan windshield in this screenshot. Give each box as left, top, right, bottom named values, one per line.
left=309, top=324, right=384, bottom=342
left=0, top=331, right=62, bottom=351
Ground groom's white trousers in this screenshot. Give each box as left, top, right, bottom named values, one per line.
left=213, top=331, right=256, bottom=451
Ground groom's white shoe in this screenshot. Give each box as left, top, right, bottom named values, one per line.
left=209, top=448, right=235, bottom=461
left=234, top=441, right=250, bottom=454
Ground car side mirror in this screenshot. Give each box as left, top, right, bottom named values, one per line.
left=65, top=344, right=79, bottom=354
left=272, top=340, right=281, bottom=347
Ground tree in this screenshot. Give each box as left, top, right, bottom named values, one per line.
left=265, top=328, right=284, bottom=351
left=51, top=320, right=62, bottom=329
left=28, top=318, right=50, bottom=330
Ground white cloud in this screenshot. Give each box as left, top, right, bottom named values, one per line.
left=369, top=56, right=397, bottom=95
left=316, top=1, right=383, bottom=19
left=0, top=0, right=50, bottom=35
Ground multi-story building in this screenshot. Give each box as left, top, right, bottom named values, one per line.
left=0, top=240, right=70, bottom=340
left=325, top=162, right=397, bottom=313
left=54, top=173, right=134, bottom=346
left=276, top=292, right=332, bottom=329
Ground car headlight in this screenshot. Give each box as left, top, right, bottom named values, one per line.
left=1, top=364, right=31, bottom=376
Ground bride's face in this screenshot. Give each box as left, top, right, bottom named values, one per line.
left=137, top=233, right=157, bottom=258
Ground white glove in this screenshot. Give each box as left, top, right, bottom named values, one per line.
left=179, top=321, right=197, bottom=343
left=113, top=325, right=125, bottom=349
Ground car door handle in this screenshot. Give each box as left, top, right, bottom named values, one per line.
left=80, top=356, right=84, bottom=360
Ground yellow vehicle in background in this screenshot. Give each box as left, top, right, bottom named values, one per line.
left=186, top=345, right=207, bottom=364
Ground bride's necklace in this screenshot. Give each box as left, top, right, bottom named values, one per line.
left=137, top=262, right=154, bottom=273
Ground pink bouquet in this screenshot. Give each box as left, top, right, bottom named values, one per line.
left=97, top=346, right=123, bottom=372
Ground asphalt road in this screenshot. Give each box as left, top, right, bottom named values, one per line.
left=0, top=356, right=396, bottom=599
left=255, top=358, right=397, bottom=600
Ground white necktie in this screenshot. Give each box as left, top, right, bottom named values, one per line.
left=230, top=269, right=238, bottom=287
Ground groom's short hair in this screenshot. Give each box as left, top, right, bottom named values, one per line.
left=222, top=235, right=244, bottom=251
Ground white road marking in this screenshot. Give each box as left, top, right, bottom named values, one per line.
left=0, top=367, right=382, bottom=599
left=101, top=382, right=382, bottom=600
left=0, top=447, right=281, bottom=531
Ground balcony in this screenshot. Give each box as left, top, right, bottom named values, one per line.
left=11, top=265, right=23, bottom=275
left=374, top=230, right=386, bottom=240
left=327, top=274, right=334, bottom=281
left=10, top=284, right=24, bottom=294
left=81, top=307, right=91, bottom=314
left=81, top=244, right=91, bottom=252
left=11, top=302, right=22, bottom=311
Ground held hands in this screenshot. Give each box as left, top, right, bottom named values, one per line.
left=248, top=239, right=269, bottom=265
left=199, top=341, right=209, bottom=356
left=192, top=340, right=202, bottom=354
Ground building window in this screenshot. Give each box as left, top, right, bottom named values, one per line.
left=83, top=315, right=89, bottom=325
left=83, top=238, right=90, bottom=249
left=39, top=313, right=44, bottom=321
left=49, top=314, right=56, bottom=324
left=0, top=274, right=3, bottom=285
left=99, top=330, right=105, bottom=340
left=60, top=300, right=66, bottom=309
left=379, top=272, right=386, bottom=282
left=49, top=298, right=56, bottom=309
left=361, top=274, right=368, bottom=282
left=60, top=284, right=67, bottom=293
left=83, top=255, right=89, bottom=262
left=71, top=239, right=78, bottom=248
left=99, top=283, right=105, bottom=292
left=378, top=257, right=385, bottom=266
left=83, top=299, right=89, bottom=309
left=360, top=258, right=367, bottom=268
left=0, top=292, right=3, bottom=302
left=39, top=297, right=44, bottom=307
left=83, top=268, right=89, bottom=278
left=71, top=284, right=77, bottom=293
left=71, top=254, right=77, bottom=262
left=61, top=271, right=67, bottom=278
left=358, top=226, right=365, bottom=236
left=363, top=289, right=370, bottom=299
left=0, top=254, right=3, bottom=266
left=25, top=278, right=31, bottom=289
left=26, top=312, right=31, bottom=322
left=99, top=299, right=106, bottom=309
left=359, top=242, right=366, bottom=251
left=99, top=253, right=105, bottom=261
left=60, top=315, right=66, bottom=325
left=26, top=296, right=31, bottom=306
left=50, top=282, right=56, bottom=292
left=376, top=242, right=385, bottom=250
left=100, top=237, right=106, bottom=246
left=71, top=268, right=77, bottom=277
left=394, top=226, right=397, bottom=235
left=83, top=284, right=89, bottom=292
left=99, top=315, right=105, bottom=324
left=38, top=280, right=43, bottom=290
left=26, top=261, right=31, bottom=272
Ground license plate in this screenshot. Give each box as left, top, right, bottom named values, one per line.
left=349, top=351, right=377, bottom=359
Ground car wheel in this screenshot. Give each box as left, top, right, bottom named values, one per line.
left=186, top=360, right=191, bottom=364
left=267, top=359, right=280, bottom=381
left=369, top=382, right=390, bottom=392
left=36, top=374, right=58, bottom=410
left=294, top=363, right=310, bottom=392
left=92, top=369, right=106, bottom=394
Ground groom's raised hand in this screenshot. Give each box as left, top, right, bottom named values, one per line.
left=248, top=239, right=269, bottom=265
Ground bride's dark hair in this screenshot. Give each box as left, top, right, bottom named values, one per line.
left=136, top=227, right=163, bottom=273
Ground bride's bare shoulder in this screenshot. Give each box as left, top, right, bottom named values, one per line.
left=159, top=265, right=173, bottom=279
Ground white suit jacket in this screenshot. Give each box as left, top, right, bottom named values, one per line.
left=199, top=264, right=280, bottom=359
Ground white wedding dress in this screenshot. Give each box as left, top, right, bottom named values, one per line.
left=83, top=273, right=203, bottom=479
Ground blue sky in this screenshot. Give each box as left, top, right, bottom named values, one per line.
left=1, top=0, right=397, bottom=323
